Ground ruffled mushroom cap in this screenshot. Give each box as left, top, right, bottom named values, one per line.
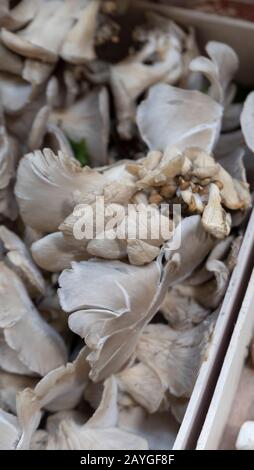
left=15, top=148, right=107, bottom=232
left=0, top=225, right=45, bottom=296
left=0, top=262, right=67, bottom=377
left=61, top=0, right=100, bottom=64
left=137, top=84, right=223, bottom=153
left=58, top=215, right=215, bottom=382
left=189, top=41, right=239, bottom=104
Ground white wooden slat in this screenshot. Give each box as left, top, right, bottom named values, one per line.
left=196, top=268, right=254, bottom=449
left=174, top=209, right=254, bottom=449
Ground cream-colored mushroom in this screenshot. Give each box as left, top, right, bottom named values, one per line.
left=1, top=1, right=79, bottom=63
left=241, top=91, right=254, bottom=154
left=0, top=334, right=33, bottom=376
left=0, top=0, right=39, bottom=31
left=189, top=41, right=239, bottom=104
left=0, top=262, right=67, bottom=377
left=127, top=239, right=160, bottom=266
left=110, top=14, right=184, bottom=139
left=31, top=232, right=91, bottom=272
left=59, top=216, right=215, bottom=382
left=16, top=348, right=89, bottom=449
left=0, top=370, right=37, bottom=415
left=0, top=225, right=45, bottom=297
left=0, top=409, right=21, bottom=450
left=236, top=422, right=254, bottom=450
left=161, top=284, right=210, bottom=330
left=15, top=148, right=107, bottom=233
left=61, top=0, right=100, bottom=63
left=0, top=72, right=33, bottom=114
left=18, top=375, right=148, bottom=450
left=202, top=183, right=231, bottom=239
left=117, top=316, right=215, bottom=415
left=137, top=83, right=223, bottom=154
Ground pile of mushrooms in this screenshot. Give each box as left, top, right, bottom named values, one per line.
left=0, top=0, right=254, bottom=450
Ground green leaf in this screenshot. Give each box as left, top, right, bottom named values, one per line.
left=69, top=139, right=90, bottom=167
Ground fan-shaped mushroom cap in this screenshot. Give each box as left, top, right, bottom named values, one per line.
left=15, top=148, right=106, bottom=232
left=0, top=262, right=67, bottom=377
left=137, top=84, right=223, bottom=153
left=0, top=225, right=45, bottom=296
left=190, top=41, right=239, bottom=104
left=61, top=0, right=100, bottom=64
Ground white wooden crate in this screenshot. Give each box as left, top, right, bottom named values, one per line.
left=174, top=209, right=254, bottom=449
left=196, top=266, right=254, bottom=449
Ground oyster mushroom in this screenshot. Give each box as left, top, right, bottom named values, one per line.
left=134, top=147, right=191, bottom=190
left=15, top=148, right=107, bottom=233
left=16, top=347, right=90, bottom=450
left=189, top=41, right=239, bottom=104
left=0, top=225, right=45, bottom=297
left=58, top=215, right=215, bottom=382
left=44, top=377, right=148, bottom=450
left=1, top=0, right=80, bottom=63
left=0, top=72, right=34, bottom=114
left=0, top=262, right=67, bottom=377
left=22, top=59, right=54, bottom=86
left=185, top=147, right=251, bottom=210
left=31, top=232, right=91, bottom=272
left=17, top=375, right=148, bottom=450
left=137, top=83, right=223, bottom=153
left=202, top=183, right=231, bottom=239
left=118, top=404, right=180, bottom=449
left=118, top=363, right=164, bottom=414
left=236, top=422, right=254, bottom=450
left=0, top=0, right=39, bottom=31
left=187, top=235, right=234, bottom=286
left=117, top=316, right=215, bottom=414
left=0, top=370, right=37, bottom=414
left=61, top=0, right=100, bottom=64
left=0, top=334, right=32, bottom=376
left=86, top=204, right=173, bottom=265
left=110, top=15, right=184, bottom=139
left=188, top=259, right=230, bottom=310
left=126, top=239, right=160, bottom=266
left=240, top=91, right=254, bottom=154
left=50, top=88, right=110, bottom=167
left=161, top=284, right=210, bottom=330
left=0, top=409, right=21, bottom=450
left=136, top=319, right=214, bottom=398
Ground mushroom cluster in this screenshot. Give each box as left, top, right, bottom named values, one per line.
left=0, top=0, right=253, bottom=450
